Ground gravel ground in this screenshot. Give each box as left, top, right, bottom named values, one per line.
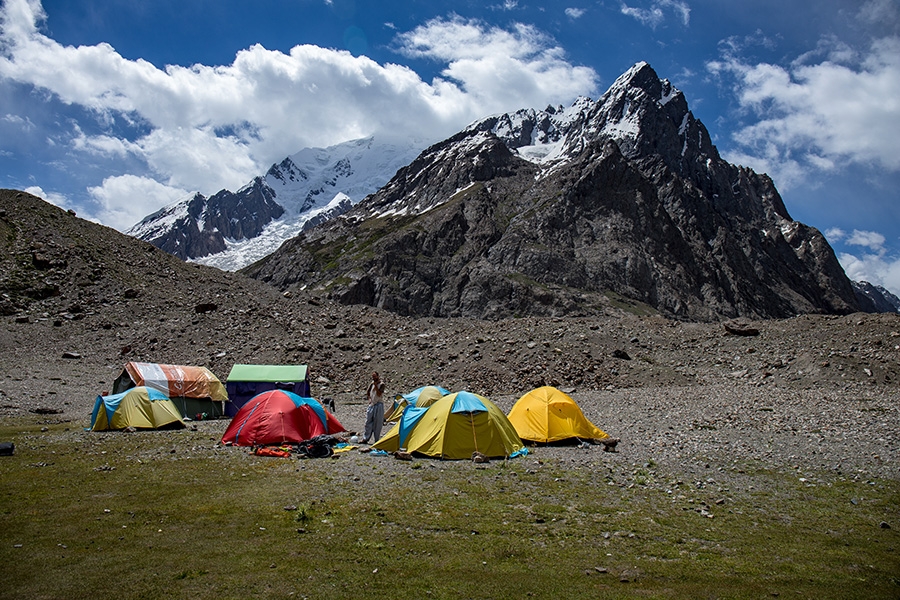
left=1, top=189, right=898, bottom=497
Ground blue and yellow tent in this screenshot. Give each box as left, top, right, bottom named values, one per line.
left=374, top=391, right=524, bottom=459
left=385, top=385, right=450, bottom=422
left=90, top=386, right=185, bottom=431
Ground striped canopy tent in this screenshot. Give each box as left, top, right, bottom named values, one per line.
left=113, top=362, right=227, bottom=418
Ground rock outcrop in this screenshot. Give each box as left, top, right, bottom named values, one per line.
left=243, top=63, right=860, bottom=321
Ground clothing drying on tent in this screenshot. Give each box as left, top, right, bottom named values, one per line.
left=385, top=385, right=450, bottom=422
left=221, top=390, right=344, bottom=447
left=91, top=386, right=186, bottom=431
left=508, top=386, right=611, bottom=443
left=225, top=364, right=310, bottom=417
left=374, top=391, right=524, bottom=459
left=112, top=361, right=228, bottom=418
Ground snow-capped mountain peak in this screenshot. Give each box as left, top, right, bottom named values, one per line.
left=128, top=135, right=425, bottom=270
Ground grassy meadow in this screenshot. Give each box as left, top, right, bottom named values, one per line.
left=1, top=417, right=898, bottom=599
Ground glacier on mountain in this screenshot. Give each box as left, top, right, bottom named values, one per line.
left=128, top=136, right=424, bottom=270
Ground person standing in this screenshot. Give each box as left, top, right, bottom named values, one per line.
left=362, top=371, right=385, bottom=444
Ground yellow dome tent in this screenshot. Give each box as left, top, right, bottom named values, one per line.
left=384, top=385, right=449, bottom=422
left=374, top=391, right=525, bottom=459
left=90, top=386, right=186, bottom=431
left=508, top=386, right=610, bottom=443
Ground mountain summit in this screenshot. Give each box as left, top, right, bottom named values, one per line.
left=127, top=136, right=423, bottom=270
left=245, top=62, right=860, bottom=321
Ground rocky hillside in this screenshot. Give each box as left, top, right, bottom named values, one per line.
left=243, top=63, right=859, bottom=322
left=1, top=189, right=897, bottom=424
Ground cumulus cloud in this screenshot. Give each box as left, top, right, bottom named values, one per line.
left=826, top=227, right=900, bottom=296
left=87, top=175, right=190, bottom=231
left=708, top=35, right=900, bottom=188
left=24, top=185, right=70, bottom=209
left=393, top=16, right=598, bottom=108
left=839, top=250, right=900, bottom=297
left=565, top=8, right=586, bottom=19
left=0, top=1, right=597, bottom=229
left=620, top=0, right=690, bottom=29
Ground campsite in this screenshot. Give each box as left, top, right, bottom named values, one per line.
left=1, top=192, right=898, bottom=598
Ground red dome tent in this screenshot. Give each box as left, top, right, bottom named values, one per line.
left=221, top=390, right=344, bottom=447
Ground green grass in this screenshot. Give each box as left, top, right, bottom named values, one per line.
left=1, top=418, right=898, bottom=599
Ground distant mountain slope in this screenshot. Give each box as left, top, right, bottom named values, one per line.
left=243, top=62, right=861, bottom=321
left=127, top=136, right=423, bottom=270
left=853, top=281, right=900, bottom=313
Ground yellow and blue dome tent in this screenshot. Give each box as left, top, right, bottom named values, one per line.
left=90, top=386, right=186, bottom=431
left=508, top=386, right=610, bottom=443
left=385, top=385, right=450, bottom=422
left=374, top=391, right=525, bottom=459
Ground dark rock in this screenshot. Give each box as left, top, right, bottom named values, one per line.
left=724, top=321, right=760, bottom=336
left=194, top=302, right=218, bottom=314
left=61, top=351, right=81, bottom=359
left=31, top=252, right=52, bottom=270
left=130, top=180, right=285, bottom=260
left=612, top=349, right=631, bottom=360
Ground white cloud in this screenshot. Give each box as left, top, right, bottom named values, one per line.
left=825, top=227, right=846, bottom=242
left=394, top=16, right=597, bottom=110
left=827, top=227, right=900, bottom=296
left=839, top=250, right=900, bottom=297
left=709, top=36, right=900, bottom=188
left=847, top=229, right=886, bottom=252
left=620, top=1, right=690, bottom=29
left=87, top=175, right=189, bottom=231
left=2, top=113, right=34, bottom=130
left=857, top=0, right=900, bottom=26
left=565, top=8, right=586, bottom=19
left=24, top=185, right=70, bottom=210
left=0, top=2, right=598, bottom=229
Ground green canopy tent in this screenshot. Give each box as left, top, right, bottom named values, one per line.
left=225, top=364, right=310, bottom=417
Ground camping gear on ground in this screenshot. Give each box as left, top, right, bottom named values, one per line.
left=507, top=386, right=611, bottom=443
left=225, top=364, right=311, bottom=417
left=385, top=385, right=450, bottom=422
left=112, top=361, right=228, bottom=418
left=90, top=386, right=186, bottom=431
left=295, top=434, right=337, bottom=458
left=0, top=442, right=14, bottom=456
left=221, top=390, right=343, bottom=447
left=373, top=391, right=524, bottom=459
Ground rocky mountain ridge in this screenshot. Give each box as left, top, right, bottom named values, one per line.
left=127, top=136, right=423, bottom=271
left=853, top=281, right=900, bottom=313
left=243, top=62, right=859, bottom=322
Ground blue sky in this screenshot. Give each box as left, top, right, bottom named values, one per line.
left=1, top=0, right=898, bottom=295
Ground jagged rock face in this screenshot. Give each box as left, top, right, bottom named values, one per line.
left=853, top=281, right=900, bottom=313
left=243, top=63, right=861, bottom=321
left=128, top=179, right=284, bottom=260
